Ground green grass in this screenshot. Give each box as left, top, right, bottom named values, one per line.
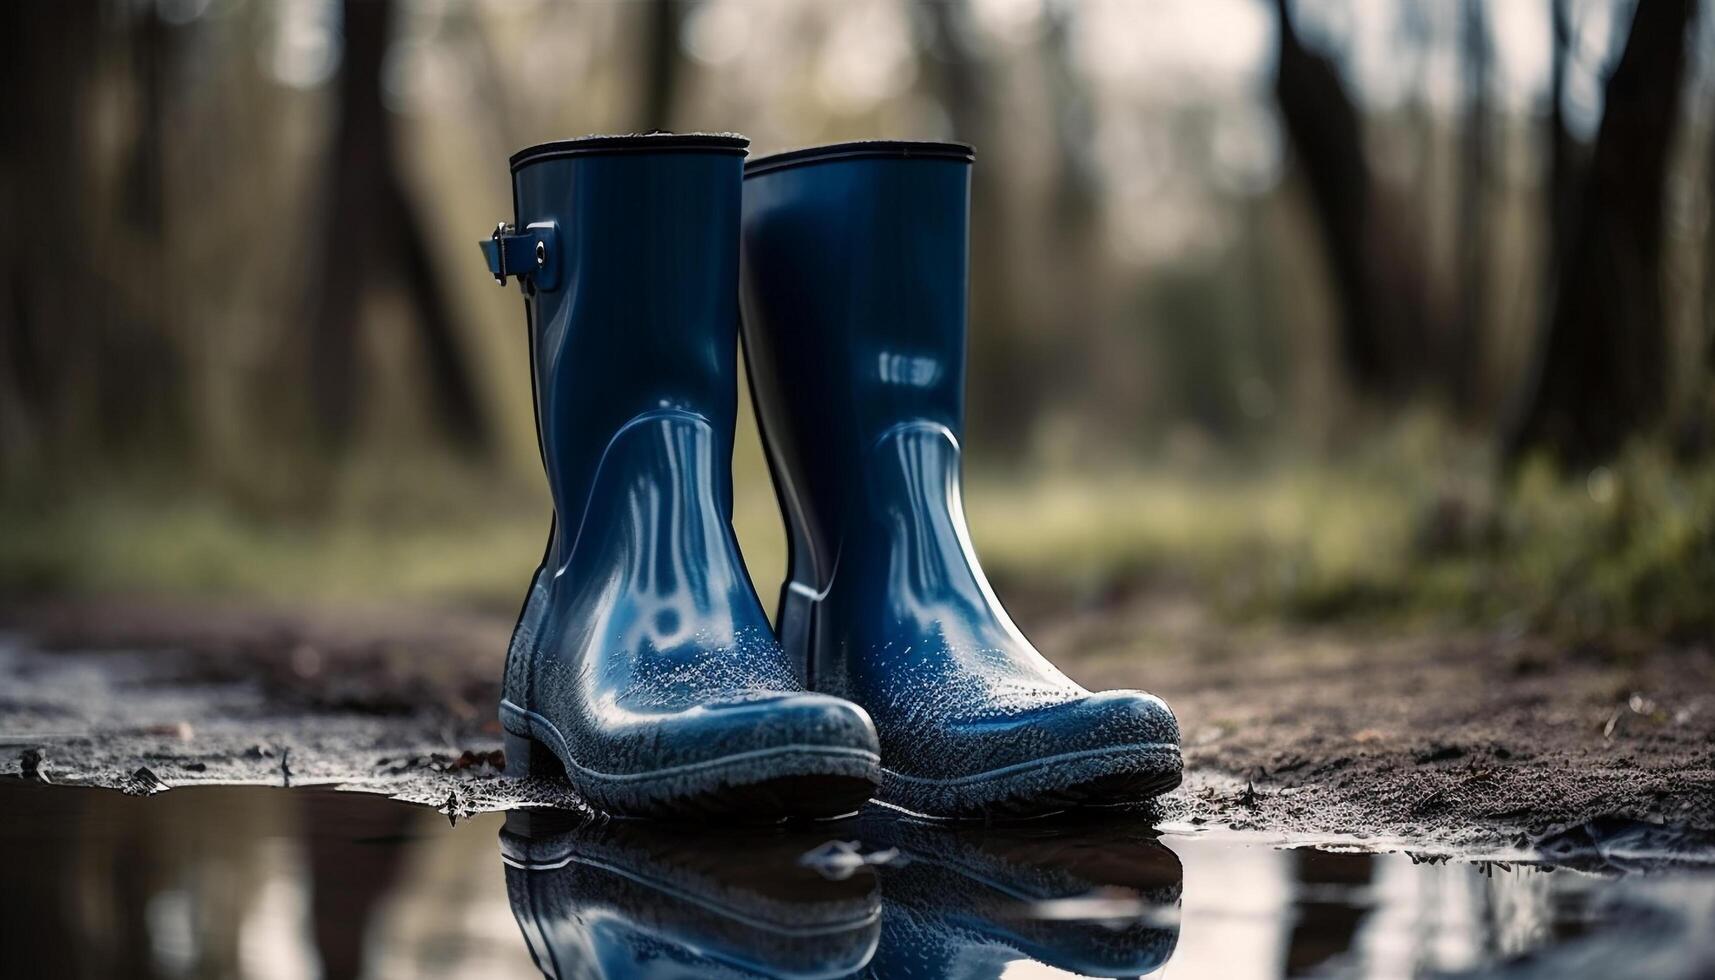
left=973, top=431, right=1715, bottom=644
left=0, top=453, right=789, bottom=610
left=5, top=426, right=1711, bottom=644
left=0, top=480, right=547, bottom=608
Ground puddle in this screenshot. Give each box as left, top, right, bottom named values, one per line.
left=3, top=781, right=1712, bottom=979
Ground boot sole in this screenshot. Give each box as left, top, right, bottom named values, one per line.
left=501, top=700, right=880, bottom=822
left=872, top=743, right=1182, bottom=821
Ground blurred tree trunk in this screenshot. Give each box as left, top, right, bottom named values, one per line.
left=1690, top=89, right=1715, bottom=455
left=1504, top=0, right=1694, bottom=467
left=1271, top=0, right=1432, bottom=401
left=101, top=2, right=191, bottom=458
left=1450, top=0, right=1490, bottom=416
left=0, top=2, right=100, bottom=476
left=1397, top=2, right=1437, bottom=354
left=1546, top=0, right=1581, bottom=280
left=638, top=0, right=686, bottom=130
left=124, top=7, right=168, bottom=241
left=308, top=0, right=488, bottom=455
left=302, top=794, right=411, bottom=979
left=1705, top=104, right=1715, bottom=375
left=1, top=3, right=196, bottom=479
left=1039, top=0, right=1106, bottom=413
left=914, top=0, right=1038, bottom=445
left=1041, top=0, right=1100, bottom=239
left=1284, top=851, right=1375, bottom=975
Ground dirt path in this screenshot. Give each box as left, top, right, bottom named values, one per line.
left=2, top=594, right=1710, bottom=846
left=1045, top=594, right=1715, bottom=847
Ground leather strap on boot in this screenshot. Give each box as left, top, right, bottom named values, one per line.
left=481, top=220, right=559, bottom=290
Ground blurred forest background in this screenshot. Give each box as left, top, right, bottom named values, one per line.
left=4, top=0, right=1715, bottom=645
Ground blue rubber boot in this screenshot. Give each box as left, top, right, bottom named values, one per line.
left=483, top=134, right=880, bottom=820
left=500, top=811, right=881, bottom=978
left=739, top=141, right=1182, bottom=819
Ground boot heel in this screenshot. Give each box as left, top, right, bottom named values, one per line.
left=504, top=730, right=565, bottom=779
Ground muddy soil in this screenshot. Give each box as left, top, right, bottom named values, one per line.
left=2, top=593, right=1710, bottom=846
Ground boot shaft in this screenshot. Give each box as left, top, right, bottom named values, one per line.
left=505, top=134, right=748, bottom=549
left=739, top=141, right=975, bottom=585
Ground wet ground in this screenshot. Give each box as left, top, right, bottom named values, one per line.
left=2, top=597, right=1713, bottom=977
left=5, top=781, right=1714, bottom=979
left=4, top=595, right=1709, bottom=845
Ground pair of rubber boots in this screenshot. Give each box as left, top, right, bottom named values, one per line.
left=482, top=133, right=1180, bottom=821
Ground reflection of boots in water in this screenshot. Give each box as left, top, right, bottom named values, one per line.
left=859, top=816, right=1182, bottom=979
left=500, top=811, right=881, bottom=979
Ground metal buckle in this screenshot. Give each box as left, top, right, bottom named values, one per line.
left=491, top=221, right=513, bottom=286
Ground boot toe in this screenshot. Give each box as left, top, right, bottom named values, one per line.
left=696, top=691, right=882, bottom=759
left=878, top=689, right=1181, bottom=818
left=1058, top=689, right=1181, bottom=755
left=508, top=688, right=882, bottom=820
left=608, top=692, right=880, bottom=821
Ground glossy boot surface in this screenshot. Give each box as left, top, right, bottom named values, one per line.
left=739, top=141, right=1181, bottom=818
left=500, top=810, right=882, bottom=978
left=859, top=814, right=1182, bottom=978
left=491, top=134, right=880, bottom=820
